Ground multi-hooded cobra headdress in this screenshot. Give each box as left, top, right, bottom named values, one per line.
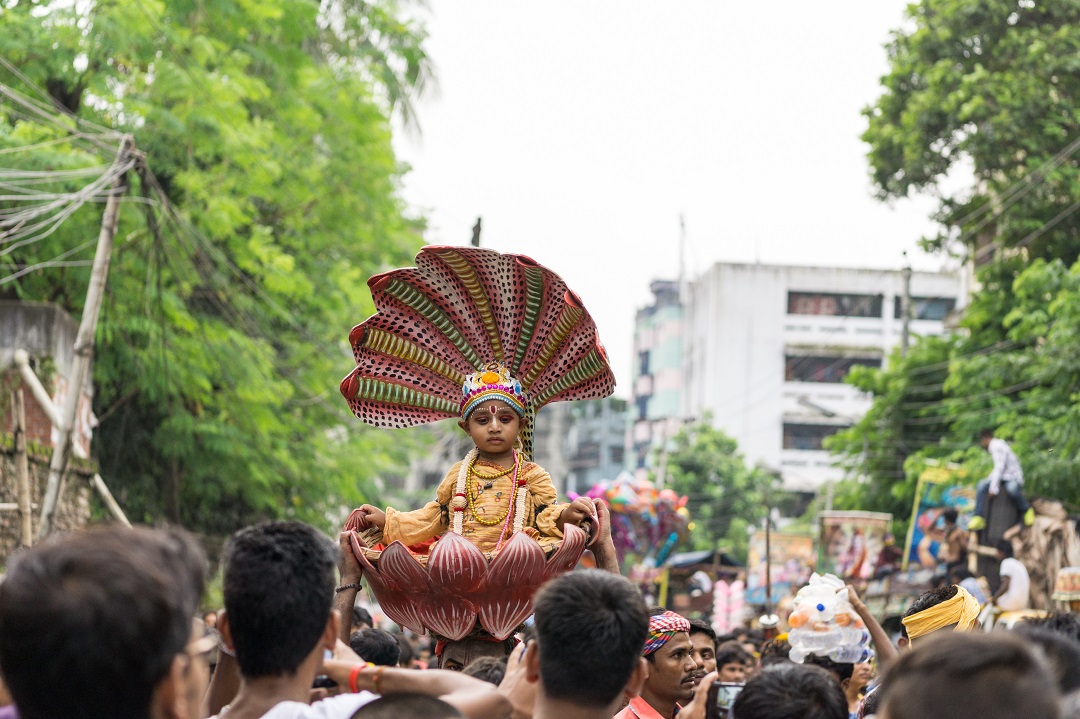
left=340, top=246, right=616, bottom=458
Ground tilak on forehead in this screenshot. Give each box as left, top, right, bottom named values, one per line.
left=461, top=363, right=527, bottom=419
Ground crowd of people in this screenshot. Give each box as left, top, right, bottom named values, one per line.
left=0, top=518, right=1078, bottom=719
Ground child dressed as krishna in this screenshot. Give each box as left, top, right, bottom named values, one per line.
left=353, top=363, right=596, bottom=555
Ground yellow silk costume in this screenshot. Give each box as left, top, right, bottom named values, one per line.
left=383, top=458, right=566, bottom=555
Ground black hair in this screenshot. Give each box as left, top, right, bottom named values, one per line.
left=805, top=654, right=854, bottom=683
left=716, top=632, right=737, bottom=645
left=223, top=521, right=337, bottom=678
left=716, top=644, right=753, bottom=668
left=997, top=538, right=1014, bottom=558
left=1023, top=611, right=1080, bottom=644
left=350, top=628, right=402, bottom=667
left=461, top=656, right=507, bottom=685
left=353, top=606, right=373, bottom=629
left=395, top=633, right=415, bottom=668
left=878, top=632, right=1057, bottom=719
left=900, top=585, right=958, bottom=639
left=942, top=508, right=958, bottom=523
left=350, top=693, right=463, bottom=719
left=979, top=428, right=996, bottom=440
left=731, top=663, right=848, bottom=719
left=533, top=569, right=649, bottom=708
left=1011, top=624, right=1080, bottom=693
left=687, top=618, right=717, bottom=645
left=759, top=637, right=792, bottom=667
left=0, top=526, right=205, bottom=719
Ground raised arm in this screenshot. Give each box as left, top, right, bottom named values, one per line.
left=335, top=531, right=363, bottom=643
left=846, top=585, right=899, bottom=667
left=322, top=660, right=512, bottom=719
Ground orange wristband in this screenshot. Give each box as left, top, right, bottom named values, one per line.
left=348, top=663, right=364, bottom=693
left=374, top=665, right=387, bottom=694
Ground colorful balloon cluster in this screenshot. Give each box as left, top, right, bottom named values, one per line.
left=573, top=473, right=690, bottom=565
left=787, top=573, right=873, bottom=664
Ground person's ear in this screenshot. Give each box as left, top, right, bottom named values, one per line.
left=524, top=642, right=541, bottom=683
left=841, top=677, right=851, bottom=693
left=458, top=419, right=468, bottom=432
left=325, top=609, right=341, bottom=650
left=151, top=655, right=187, bottom=719
left=218, top=612, right=235, bottom=654
left=625, top=657, right=648, bottom=699
left=897, top=636, right=909, bottom=650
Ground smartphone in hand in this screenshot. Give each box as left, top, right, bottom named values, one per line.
left=705, top=682, right=744, bottom=719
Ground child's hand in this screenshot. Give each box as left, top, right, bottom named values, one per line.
left=558, top=497, right=597, bottom=530
left=355, top=504, right=386, bottom=530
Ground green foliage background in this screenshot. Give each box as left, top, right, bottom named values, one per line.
left=1, top=0, right=432, bottom=533
left=660, top=419, right=778, bottom=562
left=831, top=0, right=1080, bottom=527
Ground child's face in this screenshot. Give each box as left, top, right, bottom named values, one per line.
left=460, top=400, right=521, bottom=456
left=717, top=661, right=748, bottom=683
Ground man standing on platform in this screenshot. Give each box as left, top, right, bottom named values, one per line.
left=967, top=429, right=1034, bottom=532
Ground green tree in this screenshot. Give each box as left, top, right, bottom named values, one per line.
left=0, top=0, right=430, bottom=532
left=835, top=0, right=1080, bottom=525
left=661, top=420, right=777, bottom=561
left=864, top=0, right=1080, bottom=261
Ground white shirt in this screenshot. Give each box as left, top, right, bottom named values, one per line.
left=998, top=557, right=1030, bottom=612
left=210, top=691, right=378, bottom=719
left=986, top=438, right=1024, bottom=493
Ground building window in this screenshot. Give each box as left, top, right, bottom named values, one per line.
left=787, top=292, right=883, bottom=318
left=610, top=446, right=624, bottom=465
left=893, top=296, right=956, bottom=321
left=785, top=356, right=882, bottom=383
left=783, top=423, right=846, bottom=450
left=636, top=396, right=649, bottom=420
left=638, top=350, right=650, bottom=376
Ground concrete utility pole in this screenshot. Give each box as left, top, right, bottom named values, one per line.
left=38, top=135, right=133, bottom=538
left=900, top=257, right=913, bottom=358
left=12, top=388, right=32, bottom=546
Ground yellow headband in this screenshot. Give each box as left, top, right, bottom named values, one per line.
left=901, top=585, right=981, bottom=641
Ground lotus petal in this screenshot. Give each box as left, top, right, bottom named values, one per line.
left=363, top=540, right=429, bottom=634
left=421, top=532, right=488, bottom=640
left=543, top=524, right=588, bottom=582
left=477, top=532, right=547, bottom=639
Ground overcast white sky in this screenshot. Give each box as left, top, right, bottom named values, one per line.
left=392, top=2, right=956, bottom=396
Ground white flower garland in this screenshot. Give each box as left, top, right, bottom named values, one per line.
left=452, top=448, right=527, bottom=542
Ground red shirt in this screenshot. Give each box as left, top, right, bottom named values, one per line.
left=613, top=695, right=679, bottom=719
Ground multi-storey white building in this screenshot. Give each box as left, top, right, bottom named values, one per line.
left=682, top=262, right=961, bottom=492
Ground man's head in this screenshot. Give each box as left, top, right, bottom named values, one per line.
left=1011, top=624, right=1080, bottom=694
left=997, top=538, right=1015, bottom=561
left=353, top=605, right=373, bottom=630
left=941, top=508, right=958, bottom=525
left=528, top=569, right=649, bottom=711
left=899, top=585, right=979, bottom=647
left=805, top=654, right=854, bottom=685
left=979, top=427, right=995, bottom=449
left=0, top=526, right=206, bottom=719
left=876, top=632, right=1058, bottom=719
left=350, top=628, right=402, bottom=667
left=1024, top=611, right=1080, bottom=644
left=461, top=656, right=507, bottom=686
left=687, top=618, right=718, bottom=675
left=220, top=521, right=337, bottom=678
left=715, top=644, right=753, bottom=683
left=351, top=693, right=463, bottom=719
left=643, top=609, right=704, bottom=705
left=732, top=663, right=847, bottom=719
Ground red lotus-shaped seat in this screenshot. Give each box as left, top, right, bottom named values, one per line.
left=345, top=524, right=589, bottom=641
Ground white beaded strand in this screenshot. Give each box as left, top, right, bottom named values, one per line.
left=452, top=448, right=477, bottom=535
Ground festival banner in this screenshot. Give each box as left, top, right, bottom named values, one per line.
left=744, top=532, right=815, bottom=605
left=818, top=511, right=892, bottom=580
left=902, top=466, right=975, bottom=570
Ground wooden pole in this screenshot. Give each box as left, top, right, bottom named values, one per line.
left=12, top=388, right=32, bottom=546
left=38, top=135, right=133, bottom=538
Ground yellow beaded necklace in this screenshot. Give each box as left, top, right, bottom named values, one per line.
left=466, top=454, right=519, bottom=526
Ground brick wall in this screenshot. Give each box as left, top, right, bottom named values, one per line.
left=0, top=434, right=92, bottom=564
